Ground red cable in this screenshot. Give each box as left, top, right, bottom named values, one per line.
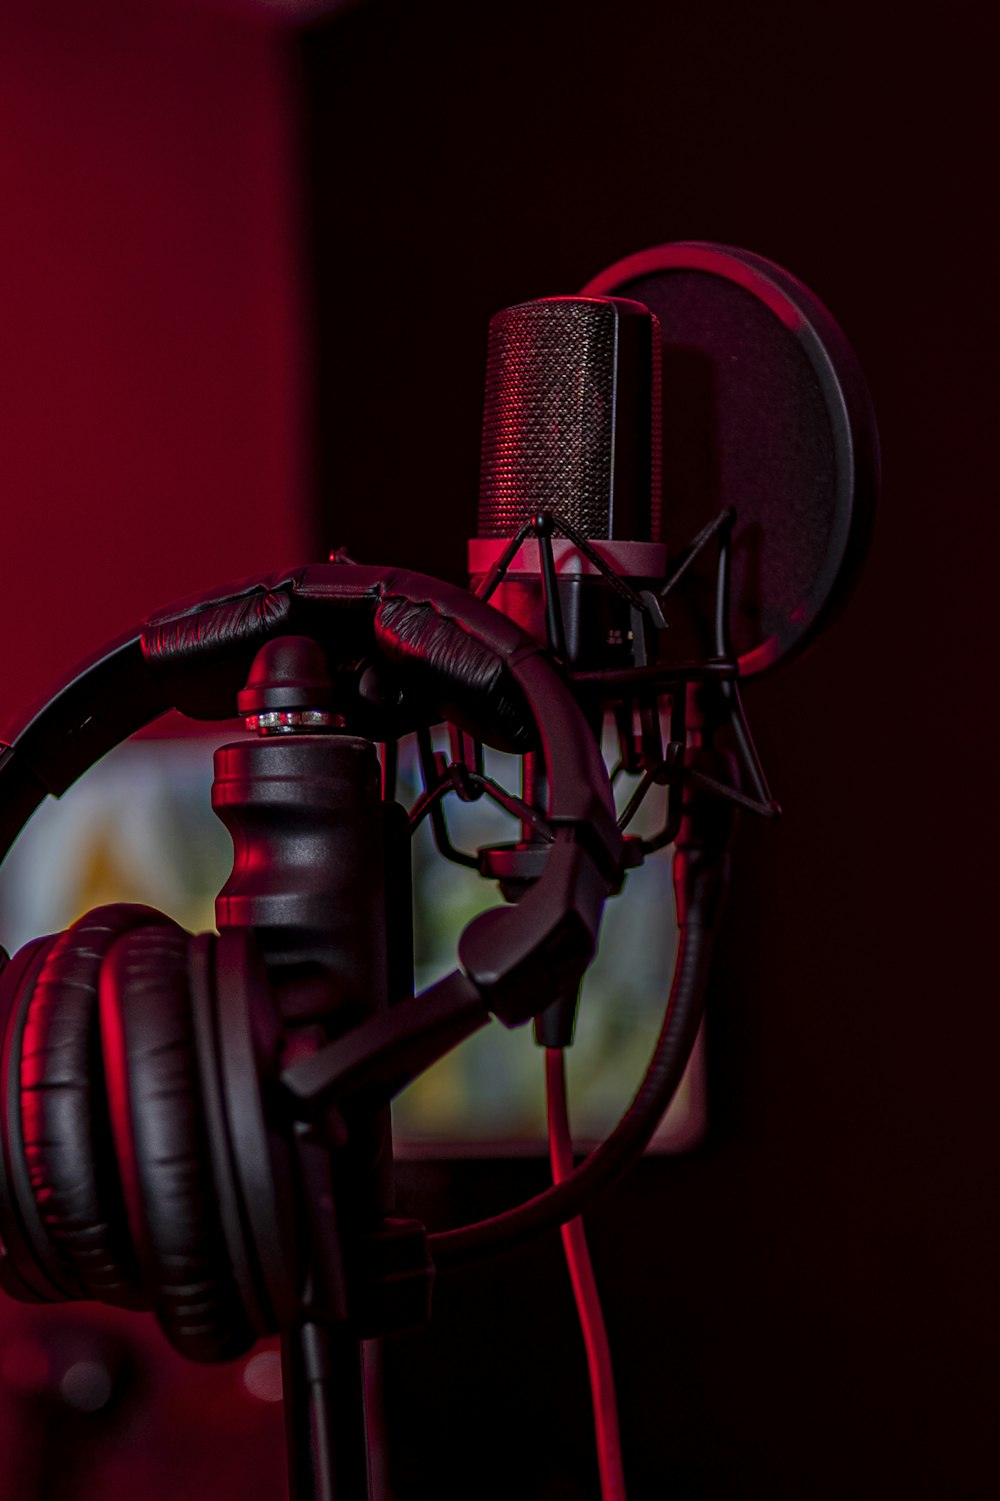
left=545, top=1047, right=628, bottom=1501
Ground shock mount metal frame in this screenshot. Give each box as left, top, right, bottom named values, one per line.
left=404, top=508, right=779, bottom=876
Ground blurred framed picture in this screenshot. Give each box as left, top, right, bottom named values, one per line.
left=0, top=726, right=704, bottom=1154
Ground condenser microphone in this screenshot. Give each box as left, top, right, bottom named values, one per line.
left=469, top=295, right=666, bottom=671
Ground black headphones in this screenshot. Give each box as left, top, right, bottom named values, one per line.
left=0, top=561, right=622, bottom=1362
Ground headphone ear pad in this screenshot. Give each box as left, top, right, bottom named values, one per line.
left=100, top=924, right=256, bottom=1363
left=17, top=904, right=179, bottom=1309
left=0, top=933, right=66, bottom=1302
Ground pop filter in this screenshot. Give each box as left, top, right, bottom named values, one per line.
left=582, top=242, right=879, bottom=673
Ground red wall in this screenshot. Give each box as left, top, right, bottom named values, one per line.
left=0, top=0, right=310, bottom=716
left=0, top=5, right=306, bottom=1496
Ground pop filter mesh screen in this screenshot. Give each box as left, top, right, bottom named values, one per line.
left=618, top=269, right=837, bottom=664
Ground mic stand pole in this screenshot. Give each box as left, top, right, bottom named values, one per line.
left=213, top=636, right=430, bottom=1501
left=282, top=1317, right=370, bottom=1501
left=275, top=1097, right=433, bottom=1501
left=280, top=1119, right=373, bottom=1501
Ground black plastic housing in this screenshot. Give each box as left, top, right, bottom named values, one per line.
left=212, top=734, right=388, bottom=1030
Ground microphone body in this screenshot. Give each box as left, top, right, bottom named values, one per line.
left=469, top=296, right=665, bottom=670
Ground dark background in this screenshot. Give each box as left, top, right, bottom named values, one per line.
left=1, top=0, right=997, bottom=1497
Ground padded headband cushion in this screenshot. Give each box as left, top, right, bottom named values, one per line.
left=18, top=903, right=174, bottom=1310
left=100, top=924, right=256, bottom=1363
left=371, top=592, right=535, bottom=753
left=137, top=565, right=539, bottom=752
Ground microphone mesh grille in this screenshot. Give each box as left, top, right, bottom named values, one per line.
left=478, top=299, right=617, bottom=538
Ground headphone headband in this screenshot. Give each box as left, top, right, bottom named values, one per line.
left=0, top=558, right=622, bottom=881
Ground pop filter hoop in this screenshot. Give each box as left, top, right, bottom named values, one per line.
left=582, top=242, right=880, bottom=674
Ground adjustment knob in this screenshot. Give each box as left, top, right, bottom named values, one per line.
left=237, top=635, right=335, bottom=734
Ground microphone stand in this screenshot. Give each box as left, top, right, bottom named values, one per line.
left=281, top=1317, right=370, bottom=1501
left=212, top=637, right=431, bottom=1501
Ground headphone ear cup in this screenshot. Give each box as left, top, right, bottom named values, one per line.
left=100, top=924, right=257, bottom=1363
left=14, top=904, right=179, bottom=1310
